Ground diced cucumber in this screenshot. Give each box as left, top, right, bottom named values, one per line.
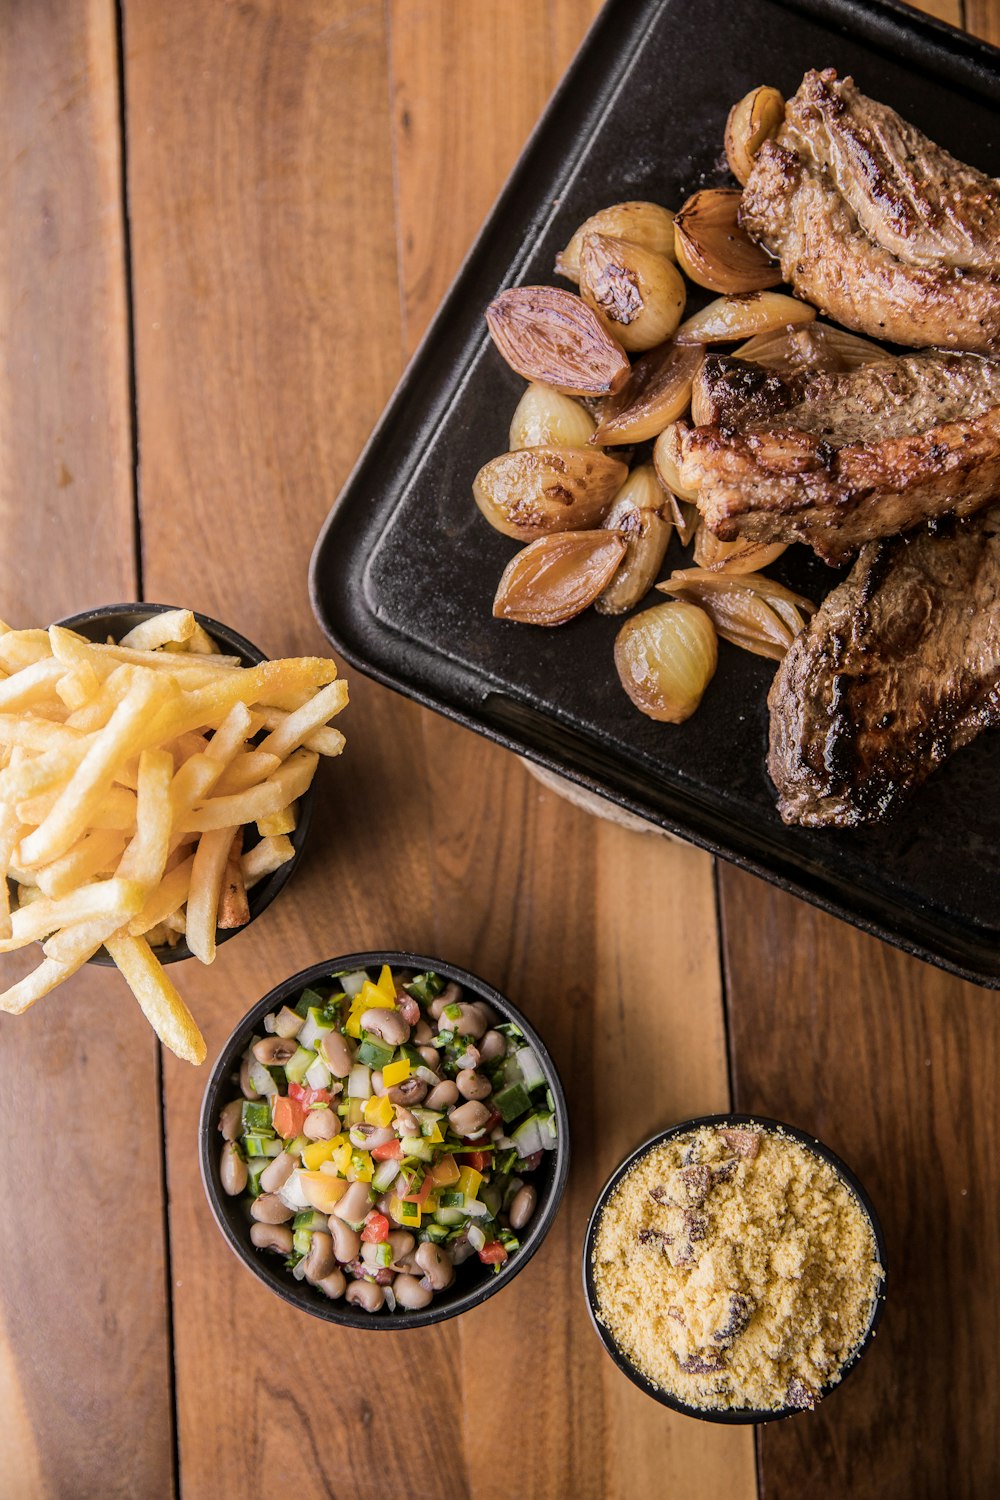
left=405, top=972, right=445, bottom=1004
left=299, top=1006, right=335, bottom=1050
left=512, top=1047, right=546, bottom=1091
left=411, top=1108, right=444, bottom=1133
left=400, top=1135, right=435, bottom=1162
left=248, top=1060, right=279, bottom=1098
left=372, top=1158, right=401, bottom=1193
left=356, top=1034, right=395, bottom=1070
left=244, top=1134, right=281, bottom=1159
left=294, top=986, right=328, bottom=1019
left=423, top=1223, right=450, bottom=1244
left=287, top=1134, right=310, bottom=1158
left=241, top=1100, right=272, bottom=1134
left=439, top=1190, right=464, bottom=1208
left=284, top=1045, right=316, bottom=1086
left=292, top=1228, right=312, bottom=1256
left=537, top=1111, right=558, bottom=1150
left=511, top=1113, right=545, bottom=1159
left=495, top=1081, right=530, bottom=1123
left=433, top=1206, right=467, bottom=1228
left=333, top=970, right=368, bottom=997
left=304, top=1054, right=332, bottom=1091
left=246, top=1159, right=269, bottom=1197
left=293, top=1211, right=329, bottom=1232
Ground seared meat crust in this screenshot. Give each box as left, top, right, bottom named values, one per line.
left=675, top=350, right=1000, bottom=564
left=767, top=513, right=1000, bottom=827
left=740, top=70, right=1000, bottom=351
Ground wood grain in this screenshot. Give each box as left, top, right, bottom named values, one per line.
left=0, top=3, right=174, bottom=1496
left=389, top=4, right=752, bottom=1496
left=124, top=0, right=745, bottom=1495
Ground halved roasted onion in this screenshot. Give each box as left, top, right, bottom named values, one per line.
left=675, top=292, right=816, bottom=345
left=473, top=446, right=627, bottom=540
left=733, top=320, right=886, bottom=374
left=597, top=465, right=673, bottom=615
left=493, top=530, right=626, bottom=626
left=674, top=189, right=782, bottom=295
left=692, top=526, right=787, bottom=575
left=594, top=340, right=703, bottom=445
left=486, top=286, right=630, bottom=395
left=653, top=423, right=700, bottom=504
left=657, top=568, right=816, bottom=660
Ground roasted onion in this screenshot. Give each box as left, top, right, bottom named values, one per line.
left=674, top=189, right=782, bottom=295
left=614, top=602, right=718, bottom=722
left=509, top=383, right=598, bottom=450
left=594, top=340, right=703, bottom=445
left=733, top=320, right=886, bottom=374
left=473, top=446, right=627, bottom=540
left=579, top=234, right=687, bottom=353
left=555, top=201, right=676, bottom=283
left=724, top=86, right=786, bottom=186
left=493, top=530, right=626, bottom=626
left=597, top=465, right=673, bottom=615
left=657, top=568, right=816, bottom=660
left=486, top=286, right=630, bottom=396
left=675, top=292, right=816, bottom=345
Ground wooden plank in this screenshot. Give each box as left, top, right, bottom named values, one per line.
left=966, top=0, right=1000, bottom=44
left=0, top=3, right=174, bottom=1497
left=388, top=3, right=753, bottom=1496
left=721, top=2, right=1000, bottom=1495
left=122, top=4, right=463, bottom=1498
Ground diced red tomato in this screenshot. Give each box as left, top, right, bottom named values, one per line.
left=271, top=1095, right=305, bottom=1140
left=402, top=1174, right=434, bottom=1206
left=360, top=1211, right=390, bottom=1244
left=287, top=1082, right=331, bottom=1106
left=371, top=1140, right=403, bottom=1162
left=518, top=1150, right=543, bottom=1172
left=483, top=1107, right=503, bottom=1133
left=456, top=1149, right=491, bottom=1173
left=478, top=1241, right=508, bottom=1266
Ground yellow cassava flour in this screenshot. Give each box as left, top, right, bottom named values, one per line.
left=592, top=1124, right=883, bottom=1412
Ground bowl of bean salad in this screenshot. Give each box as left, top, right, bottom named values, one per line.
left=200, top=951, right=569, bottom=1326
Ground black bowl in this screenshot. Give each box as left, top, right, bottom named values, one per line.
left=200, top=951, right=570, bottom=1329
left=583, top=1113, right=887, bottom=1424
left=55, top=602, right=314, bottom=965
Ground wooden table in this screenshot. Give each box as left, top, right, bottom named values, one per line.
left=2, top=2, right=998, bottom=1496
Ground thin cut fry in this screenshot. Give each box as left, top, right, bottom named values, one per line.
left=34, top=828, right=128, bottom=900
left=104, top=932, right=207, bottom=1064
left=213, top=750, right=282, bottom=797
left=0, top=659, right=66, bottom=711
left=128, top=855, right=195, bottom=936
left=0, top=877, right=145, bottom=953
left=55, top=661, right=101, bottom=711
left=0, top=800, right=22, bottom=940
left=177, top=750, right=317, bottom=834
left=184, top=828, right=236, bottom=964
left=117, top=748, right=174, bottom=888
left=185, top=622, right=220, bottom=655
left=257, top=679, right=348, bottom=761
left=218, top=830, right=249, bottom=929
left=119, top=610, right=196, bottom=650
left=0, top=954, right=90, bottom=1015
left=18, top=671, right=168, bottom=867
left=241, top=834, right=294, bottom=888
left=257, top=804, right=297, bottom=838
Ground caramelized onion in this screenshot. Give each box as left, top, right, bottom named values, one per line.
left=614, top=602, right=718, bottom=722
left=653, top=423, right=700, bottom=503
left=493, top=531, right=626, bottom=626
left=473, top=447, right=627, bottom=540
left=692, top=527, right=787, bottom=574
left=725, top=86, right=786, bottom=186
left=579, top=234, right=687, bottom=353
left=509, top=383, right=598, bottom=450
left=675, top=292, right=816, bottom=345
left=733, top=320, right=886, bottom=374
left=597, top=465, right=673, bottom=614
left=486, top=287, right=630, bottom=396
left=555, top=201, right=676, bottom=283
left=674, top=190, right=782, bottom=295
left=657, top=568, right=816, bottom=660
left=594, top=341, right=703, bottom=445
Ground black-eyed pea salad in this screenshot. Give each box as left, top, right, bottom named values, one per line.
left=216, top=965, right=559, bottom=1313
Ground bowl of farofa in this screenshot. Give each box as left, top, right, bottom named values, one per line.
left=583, top=1114, right=886, bottom=1423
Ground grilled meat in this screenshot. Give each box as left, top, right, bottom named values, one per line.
left=740, top=70, right=1000, bottom=352
left=767, top=512, right=1000, bottom=827
left=673, top=348, right=1000, bottom=564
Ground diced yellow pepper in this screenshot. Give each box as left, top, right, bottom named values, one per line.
left=430, top=1153, right=460, bottom=1187
left=364, top=1094, right=395, bottom=1128
left=424, top=1123, right=443, bottom=1145
left=359, top=979, right=394, bottom=1011
left=348, top=1152, right=373, bottom=1183
left=424, top=1194, right=439, bottom=1213
left=345, top=1098, right=366, bottom=1127
left=382, top=1057, right=410, bottom=1088
left=376, top=964, right=397, bottom=1001
left=344, top=1010, right=363, bottom=1039
left=397, top=1197, right=421, bottom=1228
left=457, top=1167, right=483, bottom=1201
left=302, top=1138, right=337, bottom=1171
left=331, top=1141, right=353, bottom=1175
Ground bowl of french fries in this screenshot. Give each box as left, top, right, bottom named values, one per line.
left=0, top=603, right=349, bottom=1065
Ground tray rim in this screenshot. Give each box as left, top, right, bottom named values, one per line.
left=310, top=0, right=1000, bottom=991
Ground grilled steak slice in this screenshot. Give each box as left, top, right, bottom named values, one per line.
left=740, top=70, right=1000, bottom=352
left=673, top=348, right=1000, bottom=564
left=768, top=512, right=1000, bottom=827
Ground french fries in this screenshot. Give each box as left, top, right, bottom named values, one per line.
left=0, top=616, right=348, bottom=1061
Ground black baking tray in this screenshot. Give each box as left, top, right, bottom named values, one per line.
left=310, top=0, right=1000, bottom=988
